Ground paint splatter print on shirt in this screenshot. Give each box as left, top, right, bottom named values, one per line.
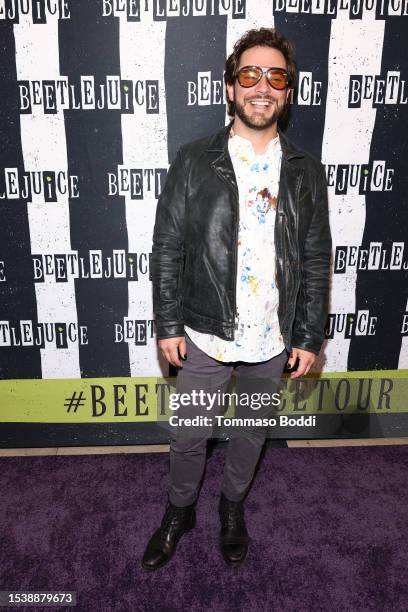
left=185, top=130, right=286, bottom=362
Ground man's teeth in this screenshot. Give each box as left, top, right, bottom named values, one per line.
left=250, top=100, right=271, bottom=106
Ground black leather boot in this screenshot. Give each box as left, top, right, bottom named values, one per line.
left=218, top=492, right=250, bottom=567
left=141, top=498, right=196, bottom=571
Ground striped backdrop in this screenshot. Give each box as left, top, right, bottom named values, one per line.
left=0, top=1, right=407, bottom=444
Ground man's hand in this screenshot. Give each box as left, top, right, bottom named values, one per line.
left=158, top=336, right=187, bottom=368
left=287, top=347, right=316, bottom=378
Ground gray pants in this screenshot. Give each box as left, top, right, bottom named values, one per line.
left=168, top=333, right=289, bottom=506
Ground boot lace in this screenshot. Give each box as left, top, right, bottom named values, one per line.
left=220, top=499, right=246, bottom=530
left=158, top=503, right=193, bottom=537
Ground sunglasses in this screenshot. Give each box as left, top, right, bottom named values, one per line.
left=234, top=65, right=291, bottom=90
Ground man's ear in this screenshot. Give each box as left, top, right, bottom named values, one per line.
left=226, top=82, right=234, bottom=104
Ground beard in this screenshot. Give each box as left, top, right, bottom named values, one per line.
left=234, top=95, right=288, bottom=130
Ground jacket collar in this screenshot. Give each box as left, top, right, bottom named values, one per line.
left=205, top=120, right=305, bottom=161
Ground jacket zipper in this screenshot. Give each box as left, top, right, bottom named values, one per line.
left=233, top=190, right=239, bottom=334
left=211, top=155, right=240, bottom=339
left=275, top=155, right=286, bottom=332
left=228, top=128, right=239, bottom=336
left=279, top=210, right=287, bottom=319
left=284, top=169, right=304, bottom=337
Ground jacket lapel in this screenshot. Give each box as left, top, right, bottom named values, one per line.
left=206, top=123, right=238, bottom=198
left=205, top=122, right=307, bottom=218
left=276, top=129, right=305, bottom=217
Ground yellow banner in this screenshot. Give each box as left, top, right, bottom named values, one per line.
left=0, top=370, right=408, bottom=423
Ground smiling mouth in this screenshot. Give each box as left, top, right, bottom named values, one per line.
left=249, top=99, right=274, bottom=108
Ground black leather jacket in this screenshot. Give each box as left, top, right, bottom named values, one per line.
left=151, top=121, right=332, bottom=356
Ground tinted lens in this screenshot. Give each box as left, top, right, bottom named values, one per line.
left=267, top=70, right=289, bottom=90
left=237, top=67, right=262, bottom=87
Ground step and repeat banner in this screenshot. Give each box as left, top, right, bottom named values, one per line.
left=0, top=0, right=407, bottom=446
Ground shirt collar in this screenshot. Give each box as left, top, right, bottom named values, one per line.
left=228, top=128, right=280, bottom=159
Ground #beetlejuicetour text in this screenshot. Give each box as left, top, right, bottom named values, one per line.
left=168, top=390, right=316, bottom=428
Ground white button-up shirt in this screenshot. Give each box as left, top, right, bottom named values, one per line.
left=184, top=130, right=285, bottom=362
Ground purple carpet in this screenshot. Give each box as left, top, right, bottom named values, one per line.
left=1, top=445, right=407, bottom=612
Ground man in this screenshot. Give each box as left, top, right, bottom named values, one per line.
left=142, top=27, right=332, bottom=570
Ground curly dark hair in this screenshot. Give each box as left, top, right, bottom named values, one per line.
left=224, top=27, right=297, bottom=118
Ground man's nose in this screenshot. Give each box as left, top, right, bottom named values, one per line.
left=254, top=73, right=272, bottom=93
